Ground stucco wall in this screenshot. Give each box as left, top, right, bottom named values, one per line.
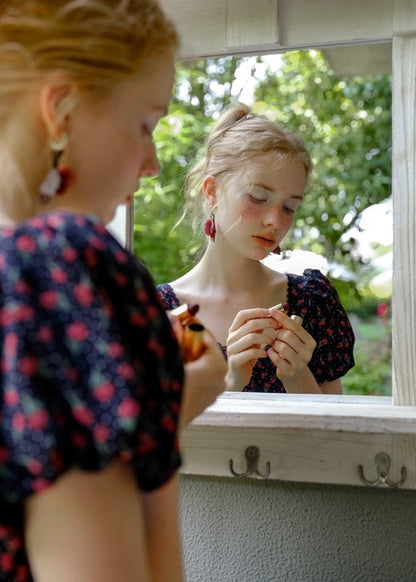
left=179, top=475, right=416, bottom=581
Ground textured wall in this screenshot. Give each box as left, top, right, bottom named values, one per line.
left=179, top=475, right=416, bottom=582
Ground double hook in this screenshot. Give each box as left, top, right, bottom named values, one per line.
left=229, top=448, right=407, bottom=488
left=358, top=452, right=406, bottom=488
left=229, top=445, right=270, bottom=479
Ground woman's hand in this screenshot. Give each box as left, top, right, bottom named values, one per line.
left=225, top=308, right=280, bottom=391
left=179, top=327, right=227, bottom=430
left=267, top=307, right=318, bottom=393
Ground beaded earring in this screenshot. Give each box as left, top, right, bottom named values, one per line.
left=204, top=212, right=216, bottom=242
left=39, top=133, right=72, bottom=203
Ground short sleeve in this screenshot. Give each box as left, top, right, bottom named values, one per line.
left=287, top=269, right=355, bottom=383
left=157, top=283, right=181, bottom=310
left=0, top=213, right=183, bottom=505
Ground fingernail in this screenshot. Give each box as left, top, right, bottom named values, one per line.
left=270, top=303, right=286, bottom=312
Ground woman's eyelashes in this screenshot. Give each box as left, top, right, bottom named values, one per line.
left=247, top=193, right=301, bottom=215
left=141, top=123, right=153, bottom=137
left=282, top=204, right=296, bottom=215
left=248, top=193, right=267, bottom=204
left=139, top=115, right=160, bottom=138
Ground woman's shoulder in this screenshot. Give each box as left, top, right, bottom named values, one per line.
left=0, top=211, right=147, bottom=281
left=0, top=211, right=162, bottom=337
left=33, top=211, right=123, bottom=251
left=287, top=269, right=340, bottom=300
left=1, top=212, right=120, bottom=257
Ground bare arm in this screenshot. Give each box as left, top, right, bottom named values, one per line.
left=320, top=378, right=343, bottom=394
left=142, top=475, right=183, bottom=582
left=274, top=365, right=343, bottom=394
left=25, top=459, right=182, bottom=582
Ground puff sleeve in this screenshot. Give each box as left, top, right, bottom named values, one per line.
left=288, top=269, right=355, bottom=383
left=0, top=212, right=183, bottom=506
left=157, top=283, right=181, bottom=310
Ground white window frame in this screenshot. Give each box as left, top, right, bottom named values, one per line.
left=123, top=0, right=416, bottom=489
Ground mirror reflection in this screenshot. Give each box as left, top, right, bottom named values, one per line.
left=134, top=46, right=392, bottom=397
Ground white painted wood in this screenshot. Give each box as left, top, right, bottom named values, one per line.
left=322, top=42, right=391, bottom=76
left=161, top=0, right=393, bottom=58
left=161, top=0, right=226, bottom=58
left=107, top=205, right=127, bottom=247
left=180, top=394, right=416, bottom=489
left=181, top=427, right=397, bottom=487
left=187, top=394, right=416, bottom=434
left=281, top=0, right=392, bottom=49
left=226, top=0, right=279, bottom=50
left=394, top=0, right=416, bottom=35
left=155, top=0, right=416, bottom=488
left=391, top=1, right=416, bottom=405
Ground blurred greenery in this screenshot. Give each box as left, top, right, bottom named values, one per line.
left=342, top=304, right=392, bottom=396
left=133, top=50, right=392, bottom=396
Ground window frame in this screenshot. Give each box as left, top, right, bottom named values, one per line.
left=113, top=0, right=416, bottom=488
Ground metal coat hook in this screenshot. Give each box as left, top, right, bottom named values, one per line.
left=358, top=452, right=406, bottom=488
left=229, top=445, right=270, bottom=479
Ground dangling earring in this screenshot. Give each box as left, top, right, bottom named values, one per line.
left=271, top=245, right=281, bottom=255
left=204, top=212, right=216, bottom=242
left=39, top=132, right=72, bottom=203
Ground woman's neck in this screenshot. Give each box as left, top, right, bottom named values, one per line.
left=182, top=244, right=275, bottom=295
left=0, top=211, right=18, bottom=228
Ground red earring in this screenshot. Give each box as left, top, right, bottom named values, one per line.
left=204, top=212, right=216, bottom=242
left=55, top=166, right=73, bottom=195
left=272, top=245, right=281, bottom=255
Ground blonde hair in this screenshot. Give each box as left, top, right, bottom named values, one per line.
left=0, top=0, right=179, bottom=218
left=185, top=102, right=313, bottom=232
left=0, top=0, right=178, bottom=105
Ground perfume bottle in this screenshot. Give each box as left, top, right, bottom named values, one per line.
left=169, top=303, right=206, bottom=362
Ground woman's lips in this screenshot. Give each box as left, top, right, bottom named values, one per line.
left=252, top=235, right=276, bottom=249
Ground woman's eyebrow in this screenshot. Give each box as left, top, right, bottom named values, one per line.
left=254, top=183, right=273, bottom=192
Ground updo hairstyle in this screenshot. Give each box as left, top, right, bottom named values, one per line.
left=0, top=0, right=179, bottom=119
left=0, top=0, right=179, bottom=217
left=184, top=101, right=313, bottom=233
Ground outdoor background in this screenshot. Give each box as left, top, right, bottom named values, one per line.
left=132, top=50, right=392, bottom=396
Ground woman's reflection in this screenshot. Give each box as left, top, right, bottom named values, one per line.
left=157, top=101, right=355, bottom=394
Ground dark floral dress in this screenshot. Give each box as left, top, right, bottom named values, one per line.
left=158, top=269, right=355, bottom=393
left=0, top=212, right=183, bottom=581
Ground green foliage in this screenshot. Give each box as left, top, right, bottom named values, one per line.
left=134, top=108, right=206, bottom=281
left=134, top=51, right=392, bottom=297
left=133, top=57, right=245, bottom=280
left=342, top=310, right=392, bottom=396
left=254, top=50, right=392, bottom=288
left=132, top=52, right=393, bottom=395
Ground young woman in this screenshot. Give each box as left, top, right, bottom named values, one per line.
left=0, top=1, right=226, bottom=580
left=158, top=102, right=355, bottom=395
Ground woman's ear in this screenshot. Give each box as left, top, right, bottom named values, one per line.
left=202, top=175, right=217, bottom=207
left=38, top=76, right=77, bottom=138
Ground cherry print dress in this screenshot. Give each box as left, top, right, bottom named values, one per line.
left=158, top=269, right=355, bottom=393
left=0, top=212, right=183, bottom=581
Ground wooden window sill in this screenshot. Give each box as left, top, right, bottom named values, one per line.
left=180, top=394, right=416, bottom=490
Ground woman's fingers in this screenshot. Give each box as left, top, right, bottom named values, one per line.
left=228, top=308, right=277, bottom=333
left=228, top=315, right=278, bottom=347
left=267, top=331, right=316, bottom=382
left=227, top=326, right=276, bottom=353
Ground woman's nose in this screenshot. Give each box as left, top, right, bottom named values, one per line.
left=263, top=207, right=280, bottom=227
